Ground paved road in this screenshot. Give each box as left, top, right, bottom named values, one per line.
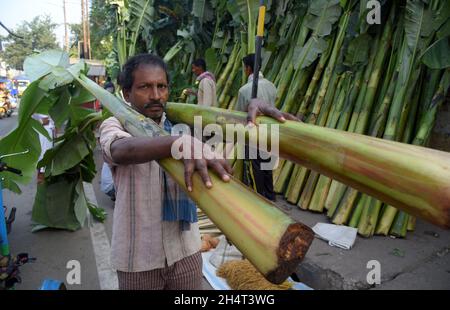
left=1, top=113, right=103, bottom=289
left=0, top=113, right=17, bottom=137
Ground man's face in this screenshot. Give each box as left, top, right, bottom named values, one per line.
left=192, top=64, right=203, bottom=77
left=123, top=64, right=169, bottom=122
left=244, top=66, right=252, bottom=78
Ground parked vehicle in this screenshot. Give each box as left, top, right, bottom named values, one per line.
left=0, top=150, right=36, bottom=290
left=0, top=104, right=13, bottom=119
left=0, top=79, right=13, bottom=119
left=12, top=76, right=30, bottom=97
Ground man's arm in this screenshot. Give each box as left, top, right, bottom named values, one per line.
left=110, top=136, right=178, bottom=165
left=111, top=135, right=232, bottom=191
left=236, top=88, right=248, bottom=112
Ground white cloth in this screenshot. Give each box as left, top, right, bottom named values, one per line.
left=33, top=114, right=54, bottom=161
left=208, top=236, right=243, bottom=268
left=312, top=223, right=357, bottom=250
left=202, top=251, right=313, bottom=290
left=100, top=163, right=114, bottom=194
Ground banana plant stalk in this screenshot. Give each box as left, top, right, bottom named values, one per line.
left=73, top=74, right=314, bottom=285
left=166, top=103, right=450, bottom=229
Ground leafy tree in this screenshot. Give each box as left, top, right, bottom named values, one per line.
left=67, top=1, right=116, bottom=61
left=0, top=16, right=59, bottom=70
left=90, top=0, right=116, bottom=60
left=69, top=23, right=82, bottom=58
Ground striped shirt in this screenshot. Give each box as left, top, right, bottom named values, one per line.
left=99, top=116, right=201, bottom=273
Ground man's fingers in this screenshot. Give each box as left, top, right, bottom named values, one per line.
left=209, top=161, right=231, bottom=182
left=246, top=104, right=259, bottom=125
left=224, top=161, right=234, bottom=175
left=184, top=160, right=195, bottom=192
left=196, top=160, right=213, bottom=188
left=282, top=112, right=301, bottom=122
left=263, top=106, right=286, bottom=123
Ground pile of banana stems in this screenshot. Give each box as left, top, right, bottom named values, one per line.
left=166, top=0, right=450, bottom=238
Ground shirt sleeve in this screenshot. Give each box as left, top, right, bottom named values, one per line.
left=199, top=79, right=216, bottom=106
left=99, top=117, right=132, bottom=166
left=236, top=88, right=248, bottom=112
left=270, top=84, right=278, bottom=107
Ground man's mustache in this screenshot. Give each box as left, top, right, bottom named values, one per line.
left=143, top=102, right=164, bottom=109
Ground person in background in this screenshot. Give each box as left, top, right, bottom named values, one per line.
left=100, top=162, right=115, bottom=201
left=32, top=114, right=55, bottom=184
left=185, top=59, right=217, bottom=107
left=103, top=76, right=115, bottom=94
left=99, top=77, right=117, bottom=194
left=0, top=81, right=11, bottom=111
left=235, top=54, right=294, bottom=202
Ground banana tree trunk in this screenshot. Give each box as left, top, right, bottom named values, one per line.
left=74, top=75, right=314, bottom=285
left=165, top=103, right=450, bottom=229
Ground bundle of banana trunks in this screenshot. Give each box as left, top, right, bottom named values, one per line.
left=186, top=0, right=450, bottom=239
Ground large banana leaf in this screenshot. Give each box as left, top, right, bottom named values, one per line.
left=294, top=37, right=328, bottom=70
left=23, top=50, right=70, bottom=82
left=293, top=0, right=342, bottom=70
left=0, top=51, right=105, bottom=227
left=128, top=0, right=155, bottom=57
left=384, top=0, right=435, bottom=140
left=227, top=0, right=261, bottom=53
left=404, top=0, right=434, bottom=54
left=192, top=0, right=206, bottom=24
left=305, top=0, right=342, bottom=37
left=0, top=83, right=50, bottom=192
left=32, top=174, right=82, bottom=231
left=343, top=33, right=371, bottom=68
left=422, top=37, right=450, bottom=69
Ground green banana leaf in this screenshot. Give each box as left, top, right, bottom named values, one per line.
left=422, top=37, right=450, bottom=69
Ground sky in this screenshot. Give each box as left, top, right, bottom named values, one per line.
left=0, top=0, right=82, bottom=47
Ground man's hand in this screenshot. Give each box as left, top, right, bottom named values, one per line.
left=41, top=116, right=50, bottom=126
left=176, top=135, right=233, bottom=192
left=247, top=98, right=300, bottom=126
left=183, top=88, right=197, bottom=97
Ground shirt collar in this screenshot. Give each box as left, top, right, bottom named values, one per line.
left=248, top=72, right=264, bottom=82
left=159, top=112, right=166, bottom=126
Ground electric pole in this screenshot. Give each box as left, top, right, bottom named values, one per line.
left=85, top=0, right=91, bottom=59
left=81, top=0, right=88, bottom=59
left=63, top=0, right=69, bottom=52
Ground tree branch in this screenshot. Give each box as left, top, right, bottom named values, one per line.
left=0, top=21, right=24, bottom=39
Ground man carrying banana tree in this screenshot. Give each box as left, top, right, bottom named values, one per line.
left=99, top=53, right=298, bottom=290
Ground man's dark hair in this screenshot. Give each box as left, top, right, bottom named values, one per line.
left=118, top=54, right=170, bottom=90
left=192, top=58, right=207, bottom=71
left=242, top=54, right=256, bottom=73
